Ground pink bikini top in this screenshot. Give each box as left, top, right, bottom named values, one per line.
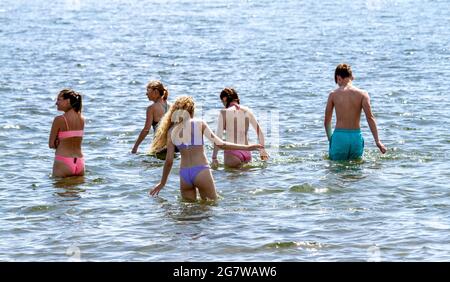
left=228, top=101, right=240, bottom=110
left=58, top=115, right=84, bottom=139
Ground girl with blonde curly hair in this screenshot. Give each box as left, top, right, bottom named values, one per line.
left=149, top=96, right=263, bottom=201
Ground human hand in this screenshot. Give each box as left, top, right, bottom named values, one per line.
left=54, top=138, right=60, bottom=148
left=259, top=148, right=269, bottom=161
left=149, top=183, right=164, bottom=197
left=376, top=141, right=387, bottom=154
left=131, top=147, right=137, bottom=154
left=211, top=158, right=219, bottom=169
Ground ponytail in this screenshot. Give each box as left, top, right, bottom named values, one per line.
left=162, top=86, right=169, bottom=101
left=147, top=80, right=169, bottom=101
left=60, top=88, right=83, bottom=113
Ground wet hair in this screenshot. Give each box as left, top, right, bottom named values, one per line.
left=59, top=88, right=82, bottom=113
left=334, top=63, right=353, bottom=83
left=147, top=80, right=169, bottom=101
left=150, top=96, right=195, bottom=154
left=220, top=87, right=240, bottom=108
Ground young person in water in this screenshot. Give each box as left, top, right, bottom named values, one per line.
left=132, top=80, right=170, bottom=154
left=149, top=96, right=263, bottom=201
left=324, top=63, right=387, bottom=160
left=211, top=88, right=269, bottom=168
left=49, top=89, right=85, bottom=177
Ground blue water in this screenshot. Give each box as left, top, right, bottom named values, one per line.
left=0, top=0, right=449, bottom=261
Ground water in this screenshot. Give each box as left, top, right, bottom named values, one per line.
left=0, top=0, right=449, bottom=261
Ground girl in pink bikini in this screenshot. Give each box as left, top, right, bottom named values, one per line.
left=149, top=96, right=263, bottom=201
left=49, top=89, right=85, bottom=177
left=211, top=88, right=269, bottom=168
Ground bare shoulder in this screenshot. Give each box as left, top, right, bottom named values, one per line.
left=239, top=105, right=251, bottom=112
left=51, top=115, right=64, bottom=130
left=80, top=114, right=86, bottom=125
left=352, top=86, right=369, bottom=97
left=146, top=104, right=156, bottom=115
left=54, top=115, right=64, bottom=124
left=328, top=90, right=337, bottom=100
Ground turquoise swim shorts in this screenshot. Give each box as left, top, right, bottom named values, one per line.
left=329, top=129, right=364, bottom=161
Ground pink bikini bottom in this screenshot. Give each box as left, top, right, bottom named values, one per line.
left=55, top=155, right=85, bottom=176
left=224, top=150, right=252, bottom=163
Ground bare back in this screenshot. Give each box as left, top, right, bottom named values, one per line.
left=219, top=106, right=251, bottom=145
left=170, top=120, right=209, bottom=168
left=55, top=112, right=84, bottom=157
left=330, top=86, right=366, bottom=129
left=151, top=101, right=169, bottom=125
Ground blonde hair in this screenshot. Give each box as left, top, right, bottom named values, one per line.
left=150, top=96, right=195, bottom=153
left=147, top=80, right=169, bottom=101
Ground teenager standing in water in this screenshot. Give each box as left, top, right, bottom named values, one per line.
left=49, top=89, right=85, bottom=177
left=149, top=96, right=263, bottom=201
left=211, top=88, right=269, bottom=168
left=132, top=80, right=170, bottom=154
left=324, top=64, right=387, bottom=160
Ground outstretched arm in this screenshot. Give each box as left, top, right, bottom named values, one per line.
left=132, top=106, right=153, bottom=153
left=211, top=110, right=225, bottom=166
left=248, top=110, right=269, bottom=160
left=149, top=133, right=175, bottom=196
left=203, top=121, right=262, bottom=151
left=324, top=93, right=334, bottom=142
left=362, top=92, right=387, bottom=154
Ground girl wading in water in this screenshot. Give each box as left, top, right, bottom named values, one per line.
left=149, top=96, right=263, bottom=201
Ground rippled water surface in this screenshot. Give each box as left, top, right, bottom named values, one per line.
left=0, top=0, right=449, bottom=261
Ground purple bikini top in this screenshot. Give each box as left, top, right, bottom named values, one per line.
left=174, top=121, right=204, bottom=150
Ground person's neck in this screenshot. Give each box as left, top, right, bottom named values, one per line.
left=64, top=108, right=74, bottom=114
left=338, top=80, right=352, bottom=88
left=228, top=100, right=239, bottom=108
left=154, top=97, right=164, bottom=104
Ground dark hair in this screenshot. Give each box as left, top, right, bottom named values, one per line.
left=59, top=88, right=82, bottom=113
left=147, top=80, right=169, bottom=101
left=220, top=87, right=240, bottom=108
left=334, top=63, right=353, bottom=83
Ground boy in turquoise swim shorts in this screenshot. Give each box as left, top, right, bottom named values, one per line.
left=324, top=64, right=387, bottom=160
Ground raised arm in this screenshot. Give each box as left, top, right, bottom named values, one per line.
left=49, top=116, right=61, bottom=149
left=149, top=132, right=175, bottom=196
left=202, top=121, right=262, bottom=151
left=324, top=93, right=334, bottom=142
left=248, top=110, right=269, bottom=160
left=132, top=106, right=153, bottom=153
left=211, top=110, right=225, bottom=166
left=362, top=92, right=387, bottom=154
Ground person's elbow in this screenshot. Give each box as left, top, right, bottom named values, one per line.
left=164, top=158, right=174, bottom=167
left=215, top=143, right=226, bottom=150
left=366, top=114, right=376, bottom=124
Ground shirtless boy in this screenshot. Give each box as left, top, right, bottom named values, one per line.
left=324, top=64, right=387, bottom=160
